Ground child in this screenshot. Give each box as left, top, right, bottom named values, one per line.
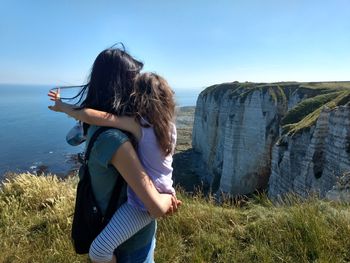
left=49, top=72, right=178, bottom=263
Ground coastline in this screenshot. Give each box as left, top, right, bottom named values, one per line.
left=0, top=83, right=200, bottom=178
left=173, top=106, right=205, bottom=192
left=1, top=106, right=197, bottom=182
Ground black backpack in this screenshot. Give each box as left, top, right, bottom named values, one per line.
left=71, top=127, right=125, bottom=254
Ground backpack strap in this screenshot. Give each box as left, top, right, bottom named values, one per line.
left=84, top=126, right=127, bottom=221
left=84, top=126, right=111, bottom=163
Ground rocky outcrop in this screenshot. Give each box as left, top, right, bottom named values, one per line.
left=326, top=172, right=350, bottom=202
left=269, top=105, right=350, bottom=198
left=192, top=82, right=350, bottom=197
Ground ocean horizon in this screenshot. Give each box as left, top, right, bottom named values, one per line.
left=0, top=84, right=202, bottom=178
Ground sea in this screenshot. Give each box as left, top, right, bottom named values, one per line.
left=0, top=84, right=203, bottom=178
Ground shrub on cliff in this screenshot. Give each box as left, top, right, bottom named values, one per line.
left=281, top=91, right=341, bottom=126
left=282, top=90, right=350, bottom=135
left=1, top=173, right=350, bottom=262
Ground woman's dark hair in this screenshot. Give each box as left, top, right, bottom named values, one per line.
left=67, top=44, right=143, bottom=115
left=131, top=72, right=176, bottom=156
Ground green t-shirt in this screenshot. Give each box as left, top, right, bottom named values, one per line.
left=86, top=125, right=156, bottom=251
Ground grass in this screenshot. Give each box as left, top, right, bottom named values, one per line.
left=283, top=90, right=350, bottom=135
left=1, top=173, right=350, bottom=262
left=281, top=91, right=342, bottom=126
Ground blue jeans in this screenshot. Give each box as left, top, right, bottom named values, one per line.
left=116, top=236, right=156, bottom=263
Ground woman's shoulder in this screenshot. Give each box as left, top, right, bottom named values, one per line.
left=88, top=125, right=127, bottom=137
left=88, top=125, right=129, bottom=146
left=87, top=126, right=130, bottom=168
left=101, top=127, right=128, bottom=139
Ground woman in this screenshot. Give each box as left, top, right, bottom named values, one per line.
left=49, top=72, right=178, bottom=262
left=50, top=45, right=179, bottom=263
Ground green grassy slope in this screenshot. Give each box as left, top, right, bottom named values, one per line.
left=1, top=173, right=350, bottom=263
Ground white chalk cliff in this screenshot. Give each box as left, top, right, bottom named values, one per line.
left=192, top=82, right=350, bottom=198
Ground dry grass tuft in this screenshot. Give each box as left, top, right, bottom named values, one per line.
left=1, top=174, right=350, bottom=262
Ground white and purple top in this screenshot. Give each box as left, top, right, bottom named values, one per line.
left=127, top=118, right=176, bottom=210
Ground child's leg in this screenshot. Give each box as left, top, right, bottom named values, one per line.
left=89, top=202, right=153, bottom=263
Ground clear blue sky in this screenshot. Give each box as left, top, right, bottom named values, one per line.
left=0, top=0, right=349, bottom=89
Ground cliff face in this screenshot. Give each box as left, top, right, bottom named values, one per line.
left=192, top=82, right=350, bottom=197
left=326, top=172, right=350, bottom=202
left=269, top=105, right=350, bottom=198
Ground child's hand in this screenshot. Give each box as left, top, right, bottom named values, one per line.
left=48, top=88, right=60, bottom=101
left=48, top=100, right=66, bottom=113
left=48, top=89, right=65, bottom=112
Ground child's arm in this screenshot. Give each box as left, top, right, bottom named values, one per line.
left=48, top=90, right=141, bottom=139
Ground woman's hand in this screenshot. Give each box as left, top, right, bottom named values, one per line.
left=164, top=194, right=182, bottom=216
left=151, top=193, right=182, bottom=218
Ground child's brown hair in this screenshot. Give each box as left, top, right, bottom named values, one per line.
left=131, top=72, right=176, bottom=155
